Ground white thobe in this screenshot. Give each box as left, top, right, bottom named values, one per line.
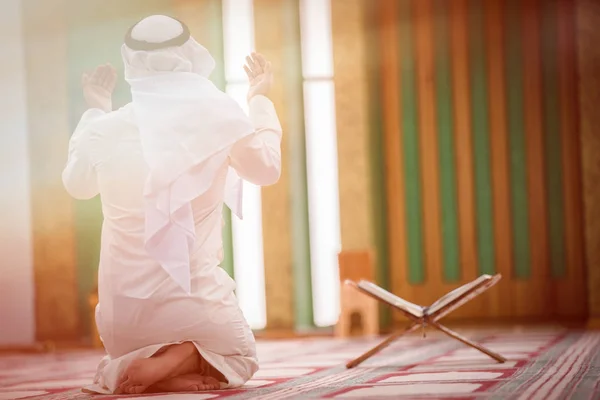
left=62, top=95, right=282, bottom=393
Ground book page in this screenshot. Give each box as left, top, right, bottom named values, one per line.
left=427, top=274, right=492, bottom=315
left=357, top=281, right=424, bottom=318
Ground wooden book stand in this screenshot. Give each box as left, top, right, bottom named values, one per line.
left=345, top=274, right=507, bottom=368
left=336, top=250, right=379, bottom=338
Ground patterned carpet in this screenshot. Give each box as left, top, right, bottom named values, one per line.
left=0, top=328, right=599, bottom=399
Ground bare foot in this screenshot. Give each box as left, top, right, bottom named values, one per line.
left=150, top=374, right=221, bottom=392
left=116, top=358, right=168, bottom=394
left=115, top=342, right=200, bottom=395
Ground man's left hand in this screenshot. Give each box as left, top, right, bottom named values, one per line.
left=82, top=64, right=117, bottom=113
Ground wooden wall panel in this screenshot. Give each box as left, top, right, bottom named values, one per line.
left=485, top=0, right=514, bottom=317
left=22, top=0, right=80, bottom=341
left=451, top=0, right=479, bottom=287
left=414, top=0, right=444, bottom=306
left=555, top=0, right=586, bottom=318
left=577, top=0, right=600, bottom=319
left=517, top=0, right=552, bottom=317
left=331, top=0, right=375, bottom=251
left=433, top=0, right=461, bottom=284
left=379, top=0, right=413, bottom=325
left=376, top=0, right=587, bottom=321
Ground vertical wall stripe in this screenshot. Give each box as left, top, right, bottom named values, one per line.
left=332, top=0, right=382, bottom=324
left=576, top=0, right=600, bottom=318
left=203, top=0, right=227, bottom=88
left=380, top=0, right=412, bottom=325
left=541, top=0, right=566, bottom=279
left=521, top=0, right=552, bottom=315
left=364, top=0, right=391, bottom=329
left=331, top=1, right=376, bottom=252
left=23, top=0, right=80, bottom=340
left=221, top=212, right=235, bottom=278
left=468, top=0, right=496, bottom=276
left=397, top=0, right=425, bottom=285
left=556, top=0, right=586, bottom=317
left=414, top=0, right=444, bottom=301
left=173, top=0, right=234, bottom=279
left=505, top=0, right=531, bottom=280
left=449, top=0, right=479, bottom=283
left=484, top=0, right=514, bottom=316
left=282, top=0, right=314, bottom=330
left=254, top=0, right=296, bottom=330
left=432, top=0, right=460, bottom=282
left=0, top=0, right=36, bottom=345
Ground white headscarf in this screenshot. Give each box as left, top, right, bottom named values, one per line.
left=122, top=15, right=253, bottom=294
left=123, top=15, right=215, bottom=78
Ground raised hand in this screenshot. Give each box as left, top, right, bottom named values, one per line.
left=244, top=52, right=273, bottom=102
left=82, top=64, right=118, bottom=112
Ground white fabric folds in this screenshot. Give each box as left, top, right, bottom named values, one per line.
left=122, top=16, right=254, bottom=294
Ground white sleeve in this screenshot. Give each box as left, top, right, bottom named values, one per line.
left=229, top=95, right=283, bottom=186
left=61, top=109, right=104, bottom=199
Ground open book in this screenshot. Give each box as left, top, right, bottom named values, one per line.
left=344, top=273, right=505, bottom=368
left=354, top=274, right=494, bottom=318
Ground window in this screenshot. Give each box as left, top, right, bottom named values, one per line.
left=300, top=0, right=341, bottom=327
left=222, top=0, right=267, bottom=330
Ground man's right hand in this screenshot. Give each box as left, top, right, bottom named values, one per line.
left=82, top=64, right=117, bottom=113
left=244, top=52, right=273, bottom=102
